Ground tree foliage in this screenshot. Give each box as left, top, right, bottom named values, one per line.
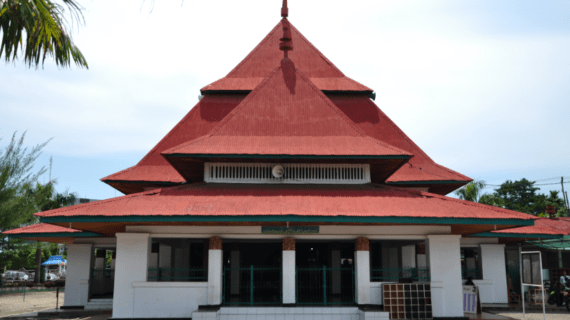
left=0, top=0, right=88, bottom=68
left=1, top=239, right=62, bottom=270
left=456, top=178, right=567, bottom=217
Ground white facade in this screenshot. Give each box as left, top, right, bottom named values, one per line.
left=59, top=225, right=515, bottom=319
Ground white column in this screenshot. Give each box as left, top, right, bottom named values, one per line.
left=355, top=237, right=371, bottom=305
left=427, top=235, right=463, bottom=318
left=207, top=237, right=223, bottom=305
left=63, top=243, right=93, bottom=307
left=480, top=244, right=508, bottom=303
left=112, top=233, right=150, bottom=319
left=282, top=238, right=296, bottom=304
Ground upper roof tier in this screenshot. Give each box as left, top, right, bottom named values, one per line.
left=201, top=19, right=372, bottom=94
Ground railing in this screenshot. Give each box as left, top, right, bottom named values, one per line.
left=370, top=268, right=430, bottom=282
left=296, top=266, right=355, bottom=305
left=0, top=279, right=65, bottom=296
left=147, top=268, right=207, bottom=282
left=222, top=266, right=282, bottom=305
left=461, top=268, right=482, bottom=280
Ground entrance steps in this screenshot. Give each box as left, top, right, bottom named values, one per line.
left=192, top=307, right=389, bottom=320
left=85, top=298, right=113, bottom=310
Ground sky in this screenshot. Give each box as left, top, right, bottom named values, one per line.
left=1, top=0, right=569, bottom=200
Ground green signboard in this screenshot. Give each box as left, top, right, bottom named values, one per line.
left=261, top=226, right=319, bottom=234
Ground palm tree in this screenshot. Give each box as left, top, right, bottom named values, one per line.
left=0, top=0, right=88, bottom=68
left=455, top=180, right=487, bottom=202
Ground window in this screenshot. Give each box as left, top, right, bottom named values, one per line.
left=370, top=240, right=429, bottom=282
left=148, top=238, right=208, bottom=282
left=461, top=247, right=482, bottom=279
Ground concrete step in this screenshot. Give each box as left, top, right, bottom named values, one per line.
left=85, top=299, right=113, bottom=310
left=192, top=307, right=389, bottom=320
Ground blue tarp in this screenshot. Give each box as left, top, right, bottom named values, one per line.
left=42, top=255, right=66, bottom=266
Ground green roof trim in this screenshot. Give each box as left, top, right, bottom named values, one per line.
left=40, top=215, right=534, bottom=226
left=470, top=232, right=563, bottom=239
left=165, top=154, right=411, bottom=160
left=386, top=180, right=468, bottom=185
left=7, top=232, right=102, bottom=239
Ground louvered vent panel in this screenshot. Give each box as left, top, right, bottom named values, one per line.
left=204, top=163, right=370, bottom=184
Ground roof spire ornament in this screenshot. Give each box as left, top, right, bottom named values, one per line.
left=279, top=1, right=292, bottom=54
left=281, top=0, right=288, bottom=18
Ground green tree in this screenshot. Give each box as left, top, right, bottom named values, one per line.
left=455, top=180, right=487, bottom=202
left=0, top=0, right=88, bottom=68
left=494, top=179, right=546, bottom=215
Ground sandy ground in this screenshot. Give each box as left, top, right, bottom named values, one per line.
left=497, top=312, right=570, bottom=320
left=0, top=291, right=64, bottom=317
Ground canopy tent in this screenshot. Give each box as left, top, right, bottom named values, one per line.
left=42, top=255, right=67, bottom=266
left=526, top=235, right=570, bottom=250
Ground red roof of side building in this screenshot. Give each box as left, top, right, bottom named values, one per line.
left=35, top=183, right=535, bottom=236
left=489, top=217, right=570, bottom=236
left=163, top=59, right=410, bottom=159
left=201, top=19, right=372, bottom=93
left=2, top=223, right=101, bottom=244
left=328, top=94, right=472, bottom=187
left=2, top=223, right=81, bottom=234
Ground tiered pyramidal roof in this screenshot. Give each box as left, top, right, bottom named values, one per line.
left=102, top=14, right=471, bottom=195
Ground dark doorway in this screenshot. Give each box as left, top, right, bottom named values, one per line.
left=296, top=241, right=355, bottom=305
left=222, top=241, right=282, bottom=305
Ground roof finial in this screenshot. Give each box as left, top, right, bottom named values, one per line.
left=279, top=19, right=293, bottom=53
left=281, top=0, right=288, bottom=18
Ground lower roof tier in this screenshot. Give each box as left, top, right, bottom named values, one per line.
left=36, top=183, right=534, bottom=236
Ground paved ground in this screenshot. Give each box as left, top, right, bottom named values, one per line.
left=0, top=291, right=64, bottom=317
left=496, top=312, right=570, bottom=320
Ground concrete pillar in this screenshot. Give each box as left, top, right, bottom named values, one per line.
left=283, top=238, right=296, bottom=304
left=112, top=233, right=150, bottom=319
left=480, top=244, right=508, bottom=303
left=355, top=237, right=370, bottom=305
left=207, top=236, right=223, bottom=305
left=230, top=243, right=241, bottom=295
left=427, top=235, right=463, bottom=318
left=63, top=243, right=93, bottom=307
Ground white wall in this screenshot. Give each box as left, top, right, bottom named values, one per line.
left=428, top=235, right=464, bottom=318
left=64, top=243, right=93, bottom=307
left=480, top=244, right=508, bottom=304
left=113, top=233, right=150, bottom=318
left=355, top=250, right=371, bottom=304
left=282, top=250, right=295, bottom=304
left=132, top=282, right=207, bottom=318
left=207, top=249, right=222, bottom=305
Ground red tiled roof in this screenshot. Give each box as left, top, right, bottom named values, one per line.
left=2, top=223, right=80, bottom=234
left=36, top=183, right=535, bottom=224
left=492, top=218, right=570, bottom=236
left=164, top=59, right=410, bottom=158
left=201, top=20, right=372, bottom=93
left=101, top=94, right=247, bottom=184
left=328, top=94, right=471, bottom=184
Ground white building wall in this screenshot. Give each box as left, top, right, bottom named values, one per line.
left=132, top=282, right=207, bottom=318
left=355, top=250, right=371, bottom=304
left=282, top=250, right=296, bottom=304
left=207, top=249, right=222, bottom=305
left=112, top=233, right=150, bottom=318
left=480, top=244, right=508, bottom=303
left=428, top=235, right=464, bottom=318
left=63, top=243, right=93, bottom=307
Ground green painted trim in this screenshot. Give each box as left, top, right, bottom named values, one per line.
left=386, top=180, right=468, bottom=185
left=7, top=232, right=102, bottom=238
left=40, top=215, right=535, bottom=226
left=470, top=232, right=563, bottom=239
left=165, top=154, right=411, bottom=160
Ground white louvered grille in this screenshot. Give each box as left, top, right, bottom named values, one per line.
left=204, top=163, right=370, bottom=184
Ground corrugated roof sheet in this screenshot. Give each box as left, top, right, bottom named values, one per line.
left=36, top=183, right=535, bottom=223
left=164, top=59, right=410, bottom=157
left=491, top=218, right=570, bottom=236
left=328, top=94, right=471, bottom=184
left=201, top=20, right=371, bottom=93
left=101, top=94, right=247, bottom=184
left=2, top=223, right=81, bottom=234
